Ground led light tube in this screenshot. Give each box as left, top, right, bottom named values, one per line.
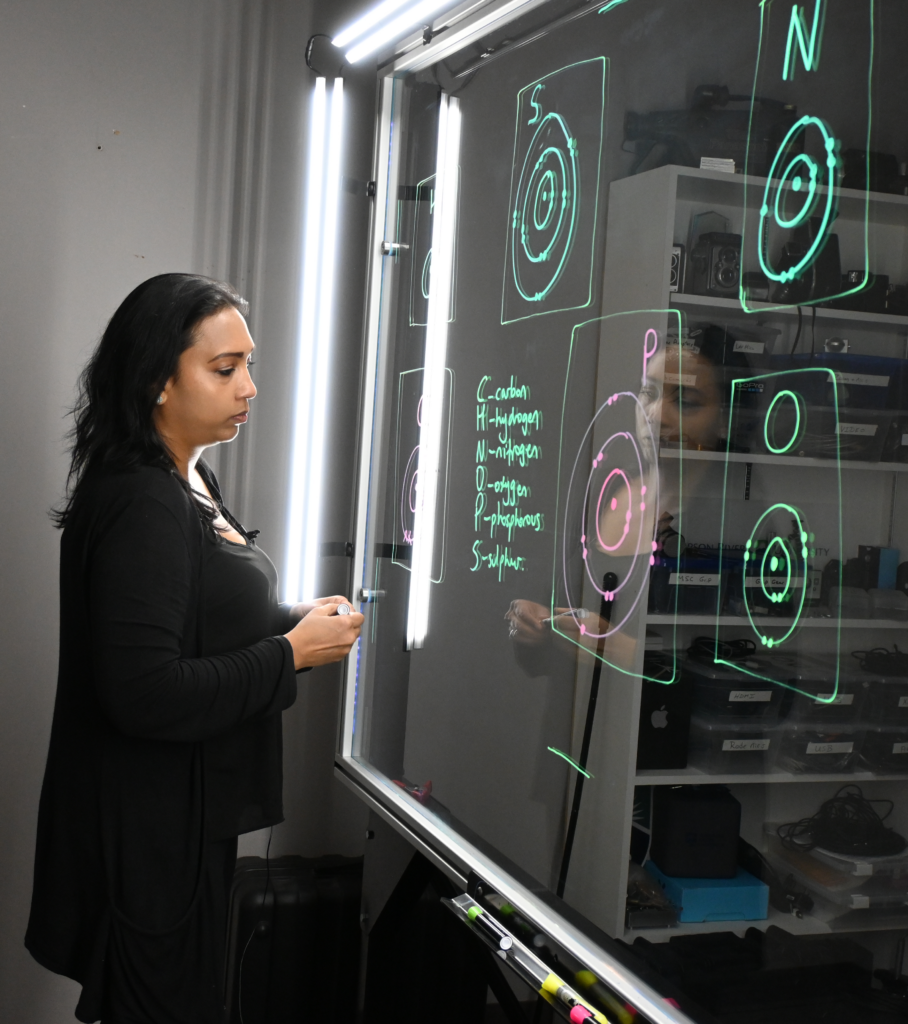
left=345, top=0, right=454, bottom=63
left=406, top=94, right=461, bottom=649
left=333, top=0, right=414, bottom=48
left=285, top=78, right=345, bottom=603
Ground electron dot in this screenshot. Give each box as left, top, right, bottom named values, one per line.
left=652, top=541, right=658, bottom=551
left=581, top=534, right=586, bottom=543
left=800, top=531, right=808, bottom=542
left=640, top=502, right=646, bottom=511
left=626, top=511, right=632, bottom=522
left=641, top=485, right=647, bottom=495
left=802, top=547, right=808, bottom=557
left=770, top=556, right=779, bottom=572
left=745, top=539, right=752, bottom=549
left=650, top=555, right=655, bottom=565
left=792, top=175, right=802, bottom=191
left=610, top=497, right=617, bottom=511
left=580, top=625, right=586, bottom=635
left=582, top=548, right=588, bottom=559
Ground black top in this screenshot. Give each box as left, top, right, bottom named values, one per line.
left=25, top=462, right=299, bottom=986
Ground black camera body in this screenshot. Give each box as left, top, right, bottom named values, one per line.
left=689, top=232, right=741, bottom=297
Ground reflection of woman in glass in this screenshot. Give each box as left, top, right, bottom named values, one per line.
left=26, top=275, right=364, bottom=1023
left=506, top=325, right=748, bottom=653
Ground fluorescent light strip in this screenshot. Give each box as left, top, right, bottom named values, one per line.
left=285, top=78, right=344, bottom=603
left=333, top=0, right=414, bottom=48
left=345, top=0, right=454, bottom=63
left=406, top=94, right=461, bottom=649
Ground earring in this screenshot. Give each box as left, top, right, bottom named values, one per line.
left=156, top=393, right=165, bottom=405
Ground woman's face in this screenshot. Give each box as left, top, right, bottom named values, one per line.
left=638, top=346, right=725, bottom=452
left=154, top=306, right=256, bottom=452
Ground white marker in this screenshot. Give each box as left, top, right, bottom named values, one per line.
left=336, top=604, right=351, bottom=616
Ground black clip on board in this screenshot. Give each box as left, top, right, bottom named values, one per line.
left=556, top=572, right=618, bottom=899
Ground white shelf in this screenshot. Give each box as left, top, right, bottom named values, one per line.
left=646, top=614, right=908, bottom=629
left=635, top=766, right=908, bottom=785
left=624, top=903, right=908, bottom=943
left=670, top=291, right=908, bottom=329
left=658, top=446, right=908, bottom=473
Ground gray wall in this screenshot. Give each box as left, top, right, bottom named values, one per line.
left=0, top=0, right=375, bottom=1018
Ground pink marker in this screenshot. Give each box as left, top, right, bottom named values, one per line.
left=570, top=1007, right=594, bottom=1023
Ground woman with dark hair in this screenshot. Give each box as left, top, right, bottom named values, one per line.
left=25, top=274, right=363, bottom=1023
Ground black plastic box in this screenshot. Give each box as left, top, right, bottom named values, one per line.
left=649, top=786, right=742, bottom=878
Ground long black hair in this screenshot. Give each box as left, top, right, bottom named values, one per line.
left=52, top=273, right=249, bottom=528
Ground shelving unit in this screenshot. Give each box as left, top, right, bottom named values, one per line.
left=672, top=291, right=908, bottom=332
left=646, top=614, right=908, bottom=628
left=571, top=163, right=908, bottom=944
left=635, top=767, right=908, bottom=786
left=658, top=446, right=908, bottom=473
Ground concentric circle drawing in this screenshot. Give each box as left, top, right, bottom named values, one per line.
left=510, top=112, right=579, bottom=303
left=561, top=391, right=659, bottom=640
left=742, top=502, right=810, bottom=648
left=758, top=116, right=838, bottom=284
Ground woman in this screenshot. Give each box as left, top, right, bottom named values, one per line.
left=25, top=274, right=363, bottom=1023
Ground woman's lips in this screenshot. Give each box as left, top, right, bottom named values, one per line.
left=231, top=412, right=248, bottom=423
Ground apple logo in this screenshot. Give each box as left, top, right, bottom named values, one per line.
left=651, top=706, right=669, bottom=729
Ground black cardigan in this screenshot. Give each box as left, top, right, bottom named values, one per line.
left=25, top=464, right=298, bottom=985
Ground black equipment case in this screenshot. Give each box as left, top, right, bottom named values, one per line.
left=225, top=854, right=363, bottom=1023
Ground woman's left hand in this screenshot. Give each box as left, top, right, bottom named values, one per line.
left=290, top=595, right=352, bottom=622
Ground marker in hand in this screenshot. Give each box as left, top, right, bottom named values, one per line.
left=335, top=604, right=351, bottom=616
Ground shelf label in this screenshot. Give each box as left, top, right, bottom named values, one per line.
left=722, top=738, right=770, bottom=751
left=733, top=339, right=765, bottom=354
left=729, top=690, right=773, bottom=702
left=834, top=372, right=889, bottom=388
left=813, top=693, right=854, bottom=705
left=669, top=573, right=719, bottom=586
left=893, top=742, right=908, bottom=754
left=806, top=741, right=853, bottom=754
left=663, top=372, right=697, bottom=386
left=745, top=576, right=804, bottom=588
left=836, top=422, right=877, bottom=436
left=899, top=697, right=908, bottom=709
left=849, top=895, right=871, bottom=909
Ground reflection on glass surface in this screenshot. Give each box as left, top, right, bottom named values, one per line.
left=349, top=1, right=908, bottom=1019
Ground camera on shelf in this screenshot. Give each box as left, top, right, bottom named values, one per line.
left=689, top=232, right=741, bottom=297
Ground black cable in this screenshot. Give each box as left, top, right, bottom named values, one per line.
left=791, top=305, right=803, bottom=354
left=778, top=784, right=907, bottom=857
left=688, top=635, right=756, bottom=663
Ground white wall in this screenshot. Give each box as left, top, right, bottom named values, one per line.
left=0, top=0, right=375, bottom=1019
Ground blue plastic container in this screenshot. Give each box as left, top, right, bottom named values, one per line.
left=645, top=862, right=769, bottom=923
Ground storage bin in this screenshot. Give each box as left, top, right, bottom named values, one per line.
left=776, top=655, right=868, bottom=724
left=683, top=656, right=785, bottom=721
left=858, top=724, right=908, bottom=774
left=688, top=715, right=775, bottom=774
left=648, top=557, right=726, bottom=615
left=863, top=674, right=908, bottom=725
left=774, top=720, right=864, bottom=774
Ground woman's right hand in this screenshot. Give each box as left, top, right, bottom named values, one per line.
left=284, top=599, right=364, bottom=670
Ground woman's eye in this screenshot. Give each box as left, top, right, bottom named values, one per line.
left=216, top=367, right=235, bottom=377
